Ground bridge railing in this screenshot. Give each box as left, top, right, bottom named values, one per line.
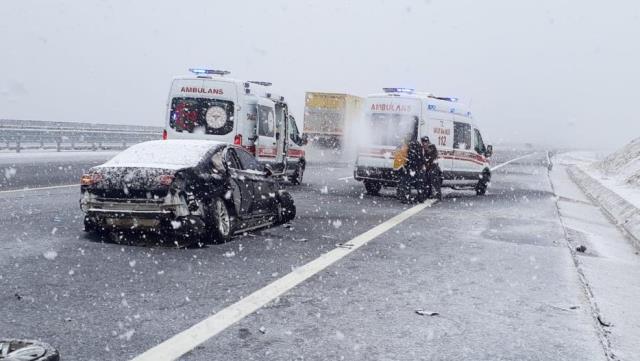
left=0, top=119, right=163, bottom=152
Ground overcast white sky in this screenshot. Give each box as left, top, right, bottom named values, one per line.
left=1, top=0, right=639, bottom=149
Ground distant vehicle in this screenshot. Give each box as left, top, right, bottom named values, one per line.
left=80, top=140, right=296, bottom=246
left=303, top=92, right=363, bottom=148
left=354, top=88, right=493, bottom=196
left=163, top=69, right=307, bottom=184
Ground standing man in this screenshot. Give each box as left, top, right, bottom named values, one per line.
left=420, top=136, right=442, bottom=200
left=397, top=118, right=426, bottom=203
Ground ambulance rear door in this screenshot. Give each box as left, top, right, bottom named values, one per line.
left=424, top=105, right=454, bottom=176
left=255, top=98, right=282, bottom=172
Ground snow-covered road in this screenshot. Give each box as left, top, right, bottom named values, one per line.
left=0, top=150, right=631, bottom=360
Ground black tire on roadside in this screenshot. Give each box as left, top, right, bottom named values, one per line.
left=277, top=191, right=296, bottom=224
left=207, top=197, right=236, bottom=244
left=363, top=180, right=382, bottom=196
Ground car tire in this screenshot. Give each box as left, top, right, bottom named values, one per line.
left=290, top=161, right=305, bottom=185
left=475, top=169, right=491, bottom=196
left=83, top=216, right=106, bottom=235
left=277, top=191, right=296, bottom=224
left=209, top=198, right=236, bottom=244
left=364, top=180, right=382, bottom=196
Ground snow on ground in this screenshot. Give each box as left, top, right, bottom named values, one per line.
left=0, top=150, right=119, bottom=165
left=550, top=163, right=640, bottom=360
left=554, top=139, right=640, bottom=210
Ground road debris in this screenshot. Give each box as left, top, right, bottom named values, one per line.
left=415, top=309, right=439, bottom=316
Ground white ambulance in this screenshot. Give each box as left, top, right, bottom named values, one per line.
left=354, top=88, right=493, bottom=196
left=163, top=69, right=307, bottom=183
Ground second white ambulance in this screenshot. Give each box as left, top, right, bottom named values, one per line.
left=354, top=88, right=493, bottom=196
left=163, top=69, right=307, bottom=183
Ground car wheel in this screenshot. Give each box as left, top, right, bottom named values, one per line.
left=290, top=161, right=305, bottom=185
left=209, top=198, right=235, bottom=244
left=83, top=216, right=106, bottom=235
left=277, top=191, right=296, bottom=224
left=475, top=169, right=491, bottom=196
left=363, top=180, right=382, bottom=196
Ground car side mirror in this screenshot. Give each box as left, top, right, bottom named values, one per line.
left=301, top=134, right=309, bottom=146
left=485, top=145, right=493, bottom=157
left=264, top=164, right=274, bottom=177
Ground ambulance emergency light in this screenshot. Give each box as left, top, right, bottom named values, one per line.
left=189, top=68, right=231, bottom=76
left=383, top=87, right=415, bottom=94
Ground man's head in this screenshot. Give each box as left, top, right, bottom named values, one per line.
left=420, top=136, right=430, bottom=145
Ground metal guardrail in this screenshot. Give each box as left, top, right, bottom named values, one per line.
left=0, top=119, right=162, bottom=152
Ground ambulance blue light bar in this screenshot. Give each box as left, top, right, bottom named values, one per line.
left=383, top=87, right=415, bottom=94
left=248, top=81, right=273, bottom=87
left=430, top=96, right=458, bottom=102
left=189, top=68, right=230, bottom=76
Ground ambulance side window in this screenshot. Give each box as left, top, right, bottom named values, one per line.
left=289, top=116, right=302, bottom=145
left=453, top=122, right=471, bottom=150
left=474, top=129, right=486, bottom=154
left=258, top=105, right=275, bottom=137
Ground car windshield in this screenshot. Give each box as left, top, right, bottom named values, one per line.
left=103, top=140, right=219, bottom=169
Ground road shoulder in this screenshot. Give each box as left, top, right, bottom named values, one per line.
left=550, top=163, right=640, bottom=361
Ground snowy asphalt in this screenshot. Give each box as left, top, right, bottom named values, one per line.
left=0, top=150, right=608, bottom=360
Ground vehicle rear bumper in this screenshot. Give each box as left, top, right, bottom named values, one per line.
left=354, top=166, right=399, bottom=186
left=80, top=198, right=189, bottom=229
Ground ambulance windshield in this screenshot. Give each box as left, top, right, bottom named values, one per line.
left=366, top=113, right=417, bottom=147
left=169, top=97, right=235, bottom=135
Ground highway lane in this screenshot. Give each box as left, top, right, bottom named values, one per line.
left=0, top=150, right=605, bottom=360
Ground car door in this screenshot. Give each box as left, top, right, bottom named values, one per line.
left=255, top=99, right=278, bottom=167
left=452, top=120, right=475, bottom=177
left=234, top=146, right=278, bottom=216
left=473, top=128, right=489, bottom=172
left=425, top=112, right=454, bottom=176
left=224, top=147, right=254, bottom=217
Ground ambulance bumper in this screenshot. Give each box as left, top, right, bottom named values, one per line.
left=354, top=166, right=399, bottom=185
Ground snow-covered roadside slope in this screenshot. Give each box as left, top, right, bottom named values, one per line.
left=594, top=137, right=640, bottom=187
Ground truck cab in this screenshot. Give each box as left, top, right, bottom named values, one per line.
left=164, top=69, right=307, bottom=183
left=354, top=88, right=493, bottom=196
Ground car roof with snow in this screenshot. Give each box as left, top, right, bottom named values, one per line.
left=98, top=139, right=226, bottom=170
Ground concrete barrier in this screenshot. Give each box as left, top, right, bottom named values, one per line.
left=568, top=166, right=640, bottom=250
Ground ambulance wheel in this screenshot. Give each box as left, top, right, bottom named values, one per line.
left=291, top=161, right=305, bottom=185
left=475, top=169, right=491, bottom=196
left=364, top=180, right=382, bottom=196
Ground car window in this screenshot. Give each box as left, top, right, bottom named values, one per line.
left=289, top=116, right=301, bottom=144
left=210, top=148, right=225, bottom=172
left=258, top=105, right=275, bottom=137
left=235, top=147, right=264, bottom=171
left=474, top=129, right=486, bottom=154
left=453, top=122, right=472, bottom=150
left=224, top=148, right=242, bottom=170
left=170, top=97, right=234, bottom=135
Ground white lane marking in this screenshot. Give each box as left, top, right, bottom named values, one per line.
left=130, top=200, right=436, bottom=361
left=0, top=184, right=77, bottom=195
left=490, top=152, right=537, bottom=171
left=338, top=176, right=354, bottom=181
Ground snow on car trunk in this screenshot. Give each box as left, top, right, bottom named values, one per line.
left=99, top=139, right=224, bottom=170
